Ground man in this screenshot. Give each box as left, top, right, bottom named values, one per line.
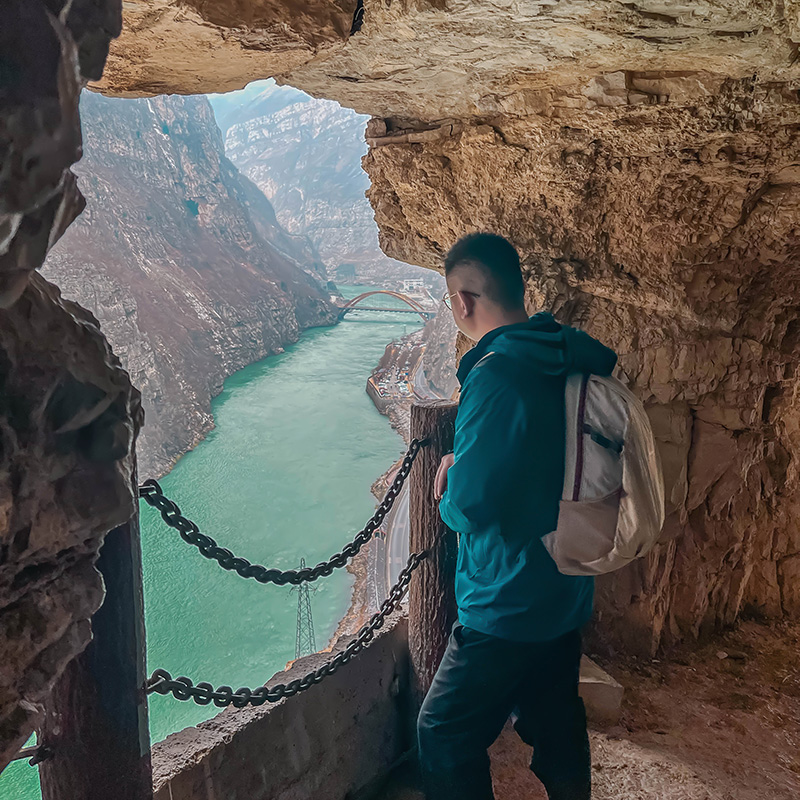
left=418, top=233, right=617, bottom=800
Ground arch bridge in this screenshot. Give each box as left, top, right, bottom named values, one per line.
left=337, top=290, right=436, bottom=321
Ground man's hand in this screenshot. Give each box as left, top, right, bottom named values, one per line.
left=434, top=453, right=455, bottom=500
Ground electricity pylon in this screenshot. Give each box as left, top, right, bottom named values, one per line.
left=293, top=558, right=316, bottom=659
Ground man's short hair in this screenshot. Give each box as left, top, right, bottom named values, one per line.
left=443, top=233, right=525, bottom=310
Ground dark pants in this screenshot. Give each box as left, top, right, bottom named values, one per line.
left=417, top=624, right=591, bottom=800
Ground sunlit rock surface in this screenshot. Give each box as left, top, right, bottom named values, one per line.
left=43, top=92, right=336, bottom=479
left=96, top=1, right=800, bottom=113
left=362, top=81, right=800, bottom=652
left=93, top=0, right=357, bottom=97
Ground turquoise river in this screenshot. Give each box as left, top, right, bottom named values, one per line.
left=1, top=287, right=425, bottom=799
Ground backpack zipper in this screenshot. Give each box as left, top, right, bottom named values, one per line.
left=572, top=374, right=589, bottom=502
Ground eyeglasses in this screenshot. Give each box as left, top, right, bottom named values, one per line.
left=442, top=290, right=480, bottom=310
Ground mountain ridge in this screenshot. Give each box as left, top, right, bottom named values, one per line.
left=42, top=91, right=336, bottom=478
left=212, top=81, right=432, bottom=286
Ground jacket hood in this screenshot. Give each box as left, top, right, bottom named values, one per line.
left=457, top=312, right=617, bottom=385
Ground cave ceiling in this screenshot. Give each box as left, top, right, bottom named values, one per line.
left=96, top=0, right=800, bottom=120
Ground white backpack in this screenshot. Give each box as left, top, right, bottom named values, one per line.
left=541, top=374, right=665, bottom=576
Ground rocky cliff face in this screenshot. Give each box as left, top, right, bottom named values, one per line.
left=7, top=7, right=800, bottom=767
left=0, top=0, right=142, bottom=769
left=42, top=92, right=336, bottom=479
left=213, top=81, right=427, bottom=285
left=0, top=274, right=140, bottom=768
left=367, top=306, right=458, bottom=441
left=362, top=83, right=800, bottom=653
left=420, top=307, right=459, bottom=400
left=94, top=0, right=357, bottom=98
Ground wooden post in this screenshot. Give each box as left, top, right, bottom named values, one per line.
left=409, top=400, right=459, bottom=704
left=39, top=510, right=153, bottom=800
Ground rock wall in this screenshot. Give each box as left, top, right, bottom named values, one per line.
left=283, top=1, right=800, bottom=120
left=0, top=274, right=140, bottom=768
left=42, top=92, right=336, bottom=478
left=1, top=0, right=120, bottom=307
left=213, top=81, right=429, bottom=285
left=93, top=0, right=358, bottom=97
left=362, top=77, right=800, bottom=653
left=367, top=306, right=458, bottom=439
left=420, top=307, right=459, bottom=400
left=152, top=615, right=411, bottom=800
left=0, top=0, right=144, bottom=770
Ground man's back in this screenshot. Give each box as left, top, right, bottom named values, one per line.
left=421, top=232, right=607, bottom=800
left=439, top=312, right=618, bottom=642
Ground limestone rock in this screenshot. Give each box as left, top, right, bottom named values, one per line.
left=213, top=81, right=424, bottom=284
left=420, top=306, right=459, bottom=400
left=42, top=92, right=336, bottom=478
left=778, top=555, right=800, bottom=614
left=96, top=0, right=800, bottom=117
left=93, top=0, right=358, bottom=97
left=579, top=656, right=624, bottom=726
left=361, top=86, right=800, bottom=652
left=0, top=273, right=139, bottom=768
left=743, top=558, right=783, bottom=618
left=285, top=2, right=800, bottom=120
left=0, top=0, right=120, bottom=305
left=0, top=0, right=140, bottom=771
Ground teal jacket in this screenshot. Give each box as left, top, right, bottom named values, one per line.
left=439, top=313, right=617, bottom=642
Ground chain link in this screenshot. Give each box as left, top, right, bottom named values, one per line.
left=146, top=550, right=427, bottom=706
left=139, top=438, right=428, bottom=586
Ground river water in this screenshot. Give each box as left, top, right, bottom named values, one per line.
left=1, top=287, right=424, bottom=798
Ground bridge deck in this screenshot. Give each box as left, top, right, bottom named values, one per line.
left=342, top=306, right=428, bottom=313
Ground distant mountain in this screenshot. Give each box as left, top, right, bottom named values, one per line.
left=211, top=82, right=313, bottom=137
left=43, top=92, right=336, bottom=478
left=210, top=81, right=433, bottom=286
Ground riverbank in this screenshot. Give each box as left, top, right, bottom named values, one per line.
left=0, top=287, right=422, bottom=800
left=367, top=307, right=458, bottom=441
left=141, top=289, right=423, bottom=747
left=334, top=308, right=460, bottom=630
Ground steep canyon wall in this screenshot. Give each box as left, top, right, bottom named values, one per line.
left=43, top=92, right=336, bottom=478
left=213, top=81, right=429, bottom=284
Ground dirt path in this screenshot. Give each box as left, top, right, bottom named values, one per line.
left=383, top=619, right=799, bottom=799
left=594, top=618, right=800, bottom=799
left=491, top=619, right=800, bottom=799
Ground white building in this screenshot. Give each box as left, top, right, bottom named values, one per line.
left=401, top=278, right=425, bottom=294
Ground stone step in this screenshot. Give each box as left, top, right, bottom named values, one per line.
left=580, top=655, right=624, bottom=725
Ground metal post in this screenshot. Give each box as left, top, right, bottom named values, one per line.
left=38, top=508, right=153, bottom=800
left=408, top=400, right=459, bottom=705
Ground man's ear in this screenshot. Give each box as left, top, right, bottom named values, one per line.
left=458, top=291, right=476, bottom=318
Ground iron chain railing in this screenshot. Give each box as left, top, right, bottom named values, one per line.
left=9, top=744, right=52, bottom=765
left=138, top=437, right=428, bottom=586
left=146, top=550, right=427, bottom=706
